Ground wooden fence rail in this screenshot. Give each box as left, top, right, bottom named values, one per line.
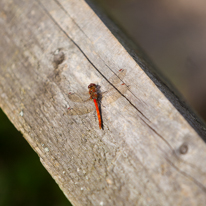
left=0, top=0, right=206, bottom=205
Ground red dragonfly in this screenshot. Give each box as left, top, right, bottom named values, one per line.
left=68, top=69, right=128, bottom=129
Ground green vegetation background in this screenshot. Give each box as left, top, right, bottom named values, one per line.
left=0, top=109, right=72, bottom=206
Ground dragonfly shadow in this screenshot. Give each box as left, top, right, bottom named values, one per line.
left=96, top=85, right=104, bottom=130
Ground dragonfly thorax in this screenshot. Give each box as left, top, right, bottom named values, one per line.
left=88, top=83, right=98, bottom=100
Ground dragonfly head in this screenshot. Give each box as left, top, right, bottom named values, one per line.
left=88, top=83, right=96, bottom=88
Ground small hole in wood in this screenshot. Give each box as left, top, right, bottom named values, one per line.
left=179, top=144, right=188, bottom=154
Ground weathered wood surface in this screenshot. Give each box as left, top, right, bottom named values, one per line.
left=1, top=0, right=206, bottom=205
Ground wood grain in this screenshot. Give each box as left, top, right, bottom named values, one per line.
left=0, top=0, right=206, bottom=205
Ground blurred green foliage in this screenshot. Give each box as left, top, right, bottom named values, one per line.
left=0, top=109, right=72, bottom=206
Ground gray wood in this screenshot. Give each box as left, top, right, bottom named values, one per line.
left=1, top=0, right=206, bottom=205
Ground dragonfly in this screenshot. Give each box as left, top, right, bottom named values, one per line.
left=68, top=69, right=128, bottom=129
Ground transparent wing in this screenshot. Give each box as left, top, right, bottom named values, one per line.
left=108, top=69, right=127, bottom=85
left=68, top=100, right=95, bottom=115
left=68, top=69, right=127, bottom=102
left=68, top=92, right=90, bottom=102
left=101, top=69, right=128, bottom=103
left=68, top=89, right=94, bottom=115
left=102, top=83, right=129, bottom=104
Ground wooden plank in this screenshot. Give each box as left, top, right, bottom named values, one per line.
left=0, top=0, right=206, bottom=205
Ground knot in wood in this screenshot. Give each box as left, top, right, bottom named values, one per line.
left=53, top=51, right=65, bottom=65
